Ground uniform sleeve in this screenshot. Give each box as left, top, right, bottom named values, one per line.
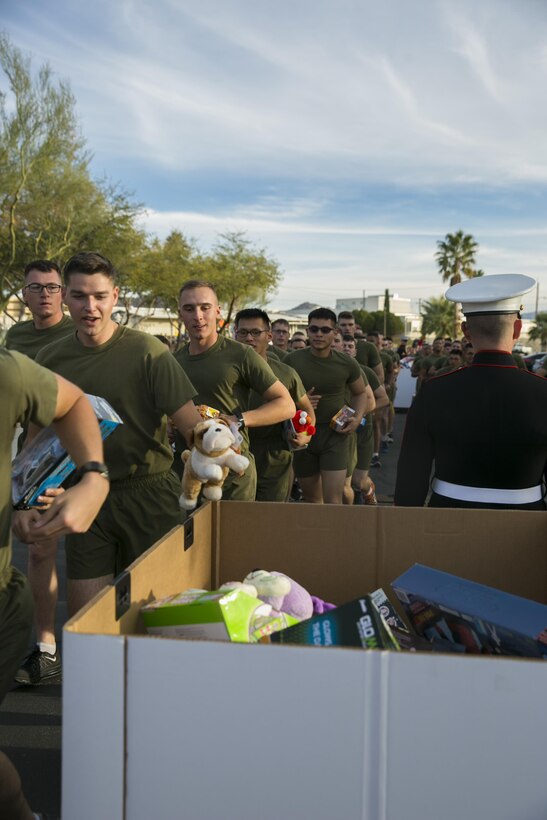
left=394, top=387, right=435, bottom=506
left=366, top=342, right=381, bottom=368
left=10, top=351, right=58, bottom=428
left=348, top=357, right=364, bottom=384
left=148, top=348, right=197, bottom=416
left=240, top=346, right=278, bottom=394
left=285, top=365, right=306, bottom=403
left=363, top=366, right=380, bottom=391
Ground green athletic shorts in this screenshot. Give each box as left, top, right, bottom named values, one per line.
left=65, top=470, right=185, bottom=580
left=346, top=433, right=358, bottom=478
left=293, top=423, right=350, bottom=477
left=356, top=425, right=374, bottom=471
left=0, top=567, right=33, bottom=703
left=252, top=442, right=292, bottom=502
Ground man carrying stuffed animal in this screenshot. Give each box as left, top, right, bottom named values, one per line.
left=175, top=281, right=295, bottom=501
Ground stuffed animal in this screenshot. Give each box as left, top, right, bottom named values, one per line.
left=179, top=418, right=249, bottom=510
left=220, top=569, right=336, bottom=621
left=292, top=410, right=316, bottom=438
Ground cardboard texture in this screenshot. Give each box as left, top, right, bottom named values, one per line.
left=63, top=503, right=547, bottom=820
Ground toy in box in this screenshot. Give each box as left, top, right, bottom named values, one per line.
left=392, top=564, right=547, bottom=660
left=142, top=587, right=299, bottom=643
left=271, top=594, right=400, bottom=650
left=12, top=394, right=122, bottom=509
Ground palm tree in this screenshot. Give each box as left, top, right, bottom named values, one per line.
left=435, top=230, right=480, bottom=286
left=420, top=297, right=456, bottom=338
left=435, top=231, right=482, bottom=335
left=528, top=312, right=547, bottom=348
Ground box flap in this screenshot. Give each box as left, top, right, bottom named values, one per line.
left=216, top=501, right=380, bottom=604
left=65, top=504, right=216, bottom=635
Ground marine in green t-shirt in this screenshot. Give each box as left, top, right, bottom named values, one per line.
left=2, top=350, right=109, bottom=699
left=286, top=310, right=368, bottom=504
left=176, top=282, right=296, bottom=501
left=4, top=260, right=73, bottom=361
left=35, top=252, right=202, bottom=606
left=233, top=309, right=315, bottom=502
left=5, top=314, right=74, bottom=360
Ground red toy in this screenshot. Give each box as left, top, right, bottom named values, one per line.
left=292, top=410, right=316, bottom=437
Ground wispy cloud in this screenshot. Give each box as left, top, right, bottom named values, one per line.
left=2, top=0, right=547, bottom=307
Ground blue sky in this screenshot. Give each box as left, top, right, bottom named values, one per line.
left=3, top=0, right=547, bottom=312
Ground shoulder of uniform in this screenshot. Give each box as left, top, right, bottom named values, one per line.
left=428, top=367, right=467, bottom=382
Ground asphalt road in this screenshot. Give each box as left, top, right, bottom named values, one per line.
left=0, top=411, right=406, bottom=819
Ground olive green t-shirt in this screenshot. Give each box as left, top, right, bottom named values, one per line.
left=287, top=347, right=363, bottom=424
left=355, top=340, right=381, bottom=370
left=174, top=335, right=277, bottom=452
left=1, top=350, right=57, bottom=576
left=247, top=355, right=306, bottom=446
left=5, top=314, right=74, bottom=360
left=270, top=345, right=290, bottom=362
left=37, top=326, right=196, bottom=482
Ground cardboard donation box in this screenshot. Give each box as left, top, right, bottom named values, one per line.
left=63, top=503, right=547, bottom=820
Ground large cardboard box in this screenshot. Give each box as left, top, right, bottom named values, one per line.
left=63, top=503, right=547, bottom=820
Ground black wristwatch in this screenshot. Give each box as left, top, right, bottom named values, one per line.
left=233, top=407, right=246, bottom=430
left=74, top=461, right=110, bottom=482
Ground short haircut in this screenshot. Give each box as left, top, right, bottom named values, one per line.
left=464, top=314, right=517, bottom=344
left=337, top=311, right=354, bottom=321
left=367, top=330, right=379, bottom=339
left=24, top=259, right=61, bottom=278
left=342, top=334, right=356, bottom=344
left=271, top=318, right=289, bottom=329
left=178, top=279, right=218, bottom=300
left=63, top=252, right=117, bottom=284
left=234, top=308, right=270, bottom=328
left=308, top=307, right=337, bottom=325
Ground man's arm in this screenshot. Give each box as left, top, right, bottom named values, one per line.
left=373, top=384, right=390, bottom=411
left=16, top=374, right=110, bottom=541
left=373, top=362, right=384, bottom=382
left=394, top=390, right=434, bottom=506
left=233, top=380, right=295, bottom=428
left=170, top=400, right=202, bottom=448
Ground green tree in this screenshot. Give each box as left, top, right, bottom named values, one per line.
left=528, top=312, right=547, bottom=348
left=119, top=230, right=197, bottom=340
left=208, top=231, right=282, bottom=329
left=420, top=296, right=456, bottom=338
left=435, top=230, right=481, bottom=286
left=352, top=309, right=403, bottom=336
left=0, top=33, right=144, bottom=312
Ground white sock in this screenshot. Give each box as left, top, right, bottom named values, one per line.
left=38, top=641, right=56, bottom=655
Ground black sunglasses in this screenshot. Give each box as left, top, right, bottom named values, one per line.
left=308, top=325, right=334, bottom=334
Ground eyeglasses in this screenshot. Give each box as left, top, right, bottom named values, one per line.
left=308, top=325, right=334, bottom=334
left=24, top=283, right=62, bottom=294
left=235, top=328, right=268, bottom=339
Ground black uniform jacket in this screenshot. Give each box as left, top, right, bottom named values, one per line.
left=394, top=350, right=547, bottom=509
